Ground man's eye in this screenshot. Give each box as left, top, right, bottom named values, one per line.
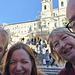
left=0, top=47, right=3, bottom=52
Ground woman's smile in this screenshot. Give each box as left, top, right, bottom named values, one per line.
left=63, top=46, right=72, bottom=55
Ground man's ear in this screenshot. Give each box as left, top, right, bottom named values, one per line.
left=2, top=50, right=7, bottom=58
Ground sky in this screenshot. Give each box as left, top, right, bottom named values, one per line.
left=0, top=0, right=69, bottom=24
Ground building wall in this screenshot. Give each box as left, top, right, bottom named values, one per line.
left=2, top=0, right=67, bottom=46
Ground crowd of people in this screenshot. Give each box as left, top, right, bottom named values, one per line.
left=28, top=37, right=48, bottom=54
left=0, top=27, right=47, bottom=75
left=0, top=0, right=75, bottom=75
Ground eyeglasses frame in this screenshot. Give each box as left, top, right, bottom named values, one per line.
left=65, top=19, right=75, bottom=34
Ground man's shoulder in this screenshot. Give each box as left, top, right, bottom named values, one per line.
left=58, top=67, right=66, bottom=75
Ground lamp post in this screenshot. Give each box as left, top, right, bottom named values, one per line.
left=36, top=10, right=46, bottom=34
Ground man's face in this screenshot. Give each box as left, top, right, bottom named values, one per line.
left=66, top=0, right=75, bottom=32
left=0, top=31, right=6, bottom=59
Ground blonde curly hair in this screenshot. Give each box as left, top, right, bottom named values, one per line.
left=48, top=27, right=75, bottom=66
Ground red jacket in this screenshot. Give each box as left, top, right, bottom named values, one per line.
left=58, top=67, right=75, bottom=75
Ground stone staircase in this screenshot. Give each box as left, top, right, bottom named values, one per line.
left=37, top=66, right=64, bottom=75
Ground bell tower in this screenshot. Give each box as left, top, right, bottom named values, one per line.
left=41, top=0, right=51, bottom=19
left=58, top=0, right=67, bottom=27
left=58, top=0, right=67, bottom=8
left=40, top=0, right=53, bottom=33
left=41, top=0, right=50, bottom=12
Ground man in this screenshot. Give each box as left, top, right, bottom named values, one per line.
left=0, top=27, right=8, bottom=58
left=66, top=0, right=75, bottom=32
left=0, top=27, right=8, bottom=75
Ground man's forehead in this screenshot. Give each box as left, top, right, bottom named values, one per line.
left=69, top=0, right=75, bottom=5
left=0, top=31, right=6, bottom=38
left=69, top=15, right=75, bottom=22
left=0, top=31, right=6, bottom=43
left=66, top=0, right=75, bottom=21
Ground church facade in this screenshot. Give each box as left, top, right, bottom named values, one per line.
left=2, top=0, right=68, bottom=44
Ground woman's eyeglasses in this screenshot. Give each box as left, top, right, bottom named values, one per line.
left=66, top=19, right=75, bottom=33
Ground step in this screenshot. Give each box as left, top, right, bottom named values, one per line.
left=37, top=66, right=64, bottom=75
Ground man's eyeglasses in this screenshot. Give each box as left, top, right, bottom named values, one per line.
left=66, top=19, right=75, bottom=33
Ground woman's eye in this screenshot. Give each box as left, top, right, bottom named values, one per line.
left=22, top=60, right=28, bottom=64
left=54, top=43, right=59, bottom=48
left=9, top=61, right=16, bottom=64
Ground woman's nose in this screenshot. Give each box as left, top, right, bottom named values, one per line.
left=60, top=41, right=66, bottom=48
left=15, top=62, right=22, bottom=71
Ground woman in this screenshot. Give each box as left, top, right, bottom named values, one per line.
left=3, top=42, right=47, bottom=75
left=48, top=27, right=75, bottom=75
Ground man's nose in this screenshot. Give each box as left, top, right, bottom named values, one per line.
left=15, top=62, right=22, bottom=71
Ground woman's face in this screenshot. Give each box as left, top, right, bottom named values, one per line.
left=9, top=48, right=33, bottom=75
left=52, top=33, right=75, bottom=62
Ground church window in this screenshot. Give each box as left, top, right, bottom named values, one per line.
left=44, top=5, right=46, bottom=10
left=48, top=23, right=49, bottom=25
left=55, top=22, right=57, bottom=27
left=34, top=27, right=36, bottom=30
left=53, top=13, right=55, bottom=16
left=34, top=23, right=36, bottom=26
left=38, top=22, right=41, bottom=25
left=43, top=25, right=46, bottom=27
left=61, top=1, right=64, bottom=6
